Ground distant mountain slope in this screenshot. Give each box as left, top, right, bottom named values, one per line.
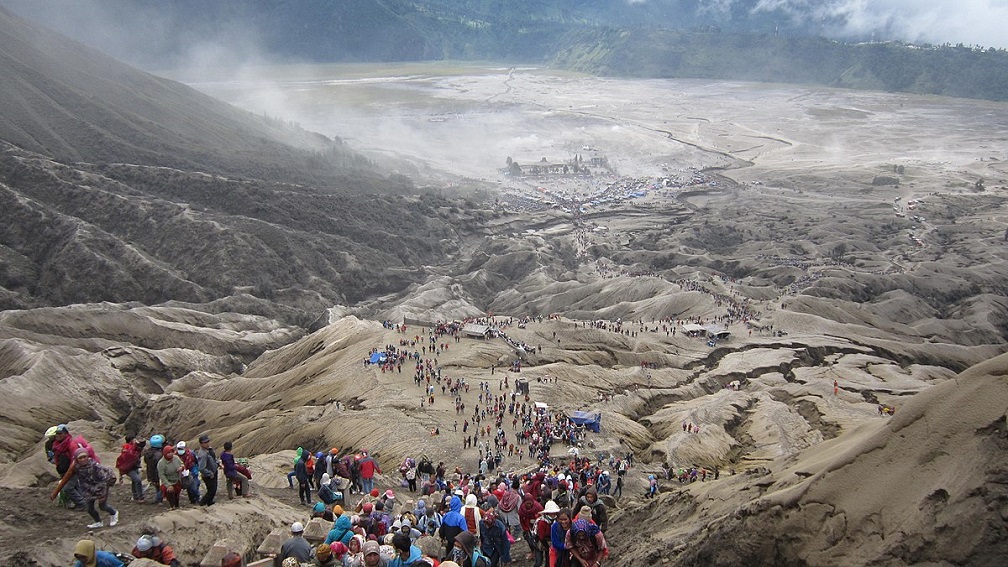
left=0, top=7, right=487, bottom=318
left=551, top=28, right=1008, bottom=101
left=0, top=5, right=367, bottom=183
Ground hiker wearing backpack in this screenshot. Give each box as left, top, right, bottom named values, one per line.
left=115, top=434, right=145, bottom=502
left=195, top=434, right=219, bottom=506
left=439, top=495, right=468, bottom=559
left=175, top=441, right=200, bottom=504
left=531, top=501, right=558, bottom=567
left=479, top=507, right=512, bottom=566
left=295, top=450, right=312, bottom=506
left=578, top=486, right=608, bottom=532
left=51, top=448, right=119, bottom=529
left=497, top=478, right=522, bottom=543
left=50, top=424, right=96, bottom=510
left=144, top=435, right=165, bottom=505
left=318, top=473, right=341, bottom=505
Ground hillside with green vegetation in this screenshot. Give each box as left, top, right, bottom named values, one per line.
left=552, top=28, right=1008, bottom=101
left=5, top=0, right=1008, bottom=101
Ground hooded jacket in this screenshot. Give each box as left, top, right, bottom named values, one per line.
left=439, top=495, right=468, bottom=552
left=579, top=487, right=608, bottom=532
left=462, top=493, right=482, bottom=534
left=73, top=540, right=124, bottom=567
left=324, top=514, right=354, bottom=546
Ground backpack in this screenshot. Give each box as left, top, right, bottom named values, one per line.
left=115, top=443, right=141, bottom=475
left=471, top=550, right=491, bottom=567
left=418, top=457, right=434, bottom=475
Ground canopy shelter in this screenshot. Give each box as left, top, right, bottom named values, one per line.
left=569, top=411, right=601, bottom=433
left=462, top=323, right=492, bottom=338
left=369, top=352, right=387, bottom=364
left=681, top=323, right=704, bottom=337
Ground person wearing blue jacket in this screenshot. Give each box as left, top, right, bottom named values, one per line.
left=73, top=539, right=123, bottom=567
left=439, top=494, right=468, bottom=559
left=479, top=508, right=512, bottom=567
left=325, top=513, right=354, bottom=546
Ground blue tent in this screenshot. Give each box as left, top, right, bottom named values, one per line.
left=369, top=352, right=388, bottom=364
left=569, top=411, right=601, bottom=433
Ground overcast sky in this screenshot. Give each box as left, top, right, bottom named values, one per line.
left=2, top=0, right=1006, bottom=54
left=698, top=0, right=1008, bottom=48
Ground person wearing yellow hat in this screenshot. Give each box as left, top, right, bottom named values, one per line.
left=72, top=539, right=123, bottom=567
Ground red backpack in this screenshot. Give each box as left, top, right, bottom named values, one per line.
left=115, top=443, right=141, bottom=475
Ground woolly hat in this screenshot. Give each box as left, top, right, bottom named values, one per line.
left=362, top=502, right=373, bottom=513
left=313, top=502, right=325, bottom=514
left=370, top=488, right=380, bottom=498
left=291, top=521, right=304, bottom=533
left=333, top=504, right=344, bottom=516
left=331, top=541, right=348, bottom=558
left=363, top=540, right=380, bottom=556
left=316, top=543, right=332, bottom=560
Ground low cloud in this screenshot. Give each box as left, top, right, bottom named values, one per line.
left=747, top=0, right=1008, bottom=48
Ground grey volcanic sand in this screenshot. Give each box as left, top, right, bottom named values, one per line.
left=1, top=67, right=1007, bottom=565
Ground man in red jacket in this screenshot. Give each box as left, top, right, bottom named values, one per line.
left=357, top=451, right=380, bottom=495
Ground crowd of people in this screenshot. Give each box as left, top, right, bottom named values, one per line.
left=270, top=457, right=614, bottom=567
left=46, top=424, right=252, bottom=528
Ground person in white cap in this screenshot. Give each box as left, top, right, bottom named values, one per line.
left=175, top=441, right=200, bottom=505
left=279, top=521, right=313, bottom=563
left=131, top=534, right=180, bottom=567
